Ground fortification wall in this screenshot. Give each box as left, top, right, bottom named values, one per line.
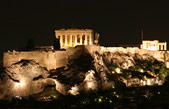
left=3, top=50, right=68, bottom=70
left=3, top=45, right=169, bottom=70
left=3, top=45, right=99, bottom=70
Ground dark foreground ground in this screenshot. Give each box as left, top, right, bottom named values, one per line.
left=1, top=85, right=169, bottom=109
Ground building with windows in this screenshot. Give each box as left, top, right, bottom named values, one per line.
left=140, top=40, right=167, bottom=51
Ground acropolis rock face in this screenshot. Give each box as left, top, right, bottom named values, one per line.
left=0, top=46, right=169, bottom=100
left=0, top=60, right=52, bottom=99
left=3, top=45, right=169, bottom=70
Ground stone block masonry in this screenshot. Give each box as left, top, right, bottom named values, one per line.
left=3, top=50, right=68, bottom=70
left=3, top=45, right=169, bottom=70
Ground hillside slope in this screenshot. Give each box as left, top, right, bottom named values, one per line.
left=0, top=50, right=169, bottom=100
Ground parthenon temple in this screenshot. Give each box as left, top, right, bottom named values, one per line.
left=55, top=29, right=99, bottom=48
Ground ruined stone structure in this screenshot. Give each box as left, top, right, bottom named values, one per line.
left=2, top=29, right=169, bottom=70
left=141, top=40, right=167, bottom=51
left=55, top=29, right=99, bottom=48
left=2, top=28, right=169, bottom=100
left=3, top=50, right=68, bottom=70
left=3, top=45, right=169, bottom=70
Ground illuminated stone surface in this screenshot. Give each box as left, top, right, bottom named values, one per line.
left=0, top=48, right=168, bottom=100
left=0, top=60, right=51, bottom=99
left=140, top=40, right=167, bottom=51
left=1, top=29, right=169, bottom=100
left=3, top=45, right=169, bottom=70
left=55, top=29, right=98, bottom=48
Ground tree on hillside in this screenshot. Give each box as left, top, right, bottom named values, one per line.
left=53, top=38, right=60, bottom=50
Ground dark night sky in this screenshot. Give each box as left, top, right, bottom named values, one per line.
left=0, top=0, right=169, bottom=57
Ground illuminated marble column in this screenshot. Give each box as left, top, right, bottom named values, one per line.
left=164, top=45, right=167, bottom=50
left=70, top=35, right=72, bottom=47
left=75, top=35, right=77, bottom=47
left=80, top=34, right=82, bottom=45
left=65, top=35, right=67, bottom=47
left=162, top=44, right=164, bottom=50
left=157, top=44, right=159, bottom=51
left=85, top=34, right=88, bottom=45
left=164, top=42, right=167, bottom=50
left=89, top=35, right=92, bottom=45
left=163, top=45, right=165, bottom=50
left=60, top=35, right=63, bottom=48
left=55, top=35, right=58, bottom=39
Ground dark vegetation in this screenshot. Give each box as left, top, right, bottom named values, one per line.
left=107, top=54, right=169, bottom=81
left=1, top=83, right=169, bottom=108
left=53, top=38, right=60, bottom=50
left=49, top=54, right=95, bottom=86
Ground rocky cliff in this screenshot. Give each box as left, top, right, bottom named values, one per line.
left=0, top=48, right=169, bottom=100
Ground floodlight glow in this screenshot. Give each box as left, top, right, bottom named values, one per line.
left=87, top=82, right=92, bottom=88
left=115, top=68, right=121, bottom=74
left=69, top=85, right=79, bottom=95
left=15, top=80, right=25, bottom=88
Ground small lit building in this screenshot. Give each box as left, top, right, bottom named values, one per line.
left=140, top=40, right=167, bottom=51
left=55, top=29, right=99, bottom=48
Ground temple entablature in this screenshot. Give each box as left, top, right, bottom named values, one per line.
left=55, top=29, right=99, bottom=48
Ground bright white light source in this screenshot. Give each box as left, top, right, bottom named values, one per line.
left=87, top=82, right=92, bottom=88
left=83, top=70, right=97, bottom=90
left=111, top=71, right=115, bottom=74
left=139, top=69, right=144, bottom=73
left=15, top=82, right=20, bottom=86
left=149, top=46, right=157, bottom=51
left=15, top=80, right=25, bottom=88
left=115, top=68, right=121, bottom=74
left=98, top=98, right=102, bottom=103
left=69, top=85, right=79, bottom=95
left=147, top=79, right=151, bottom=85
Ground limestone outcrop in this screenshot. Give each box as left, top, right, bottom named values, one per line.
left=0, top=60, right=51, bottom=100
left=0, top=48, right=168, bottom=100
left=102, top=51, right=155, bottom=69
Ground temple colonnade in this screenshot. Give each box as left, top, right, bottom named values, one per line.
left=55, top=29, right=94, bottom=48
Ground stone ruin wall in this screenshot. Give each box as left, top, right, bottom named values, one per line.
left=3, top=46, right=86, bottom=70
left=3, top=50, right=68, bottom=70
left=3, top=45, right=169, bottom=70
